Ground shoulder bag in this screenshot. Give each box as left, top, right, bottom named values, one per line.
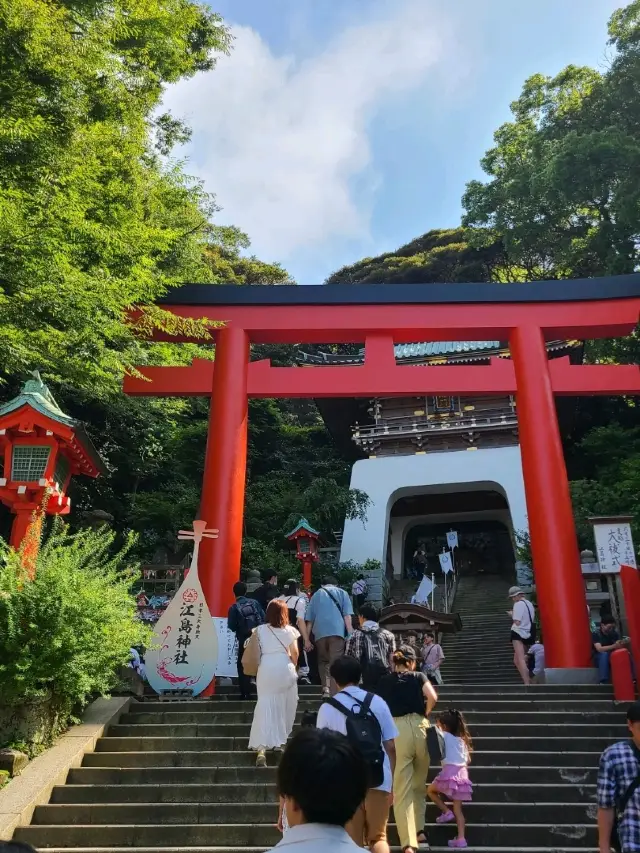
left=241, top=626, right=262, bottom=677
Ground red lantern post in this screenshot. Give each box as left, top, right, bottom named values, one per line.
left=286, top=518, right=320, bottom=589
left=0, top=372, right=103, bottom=572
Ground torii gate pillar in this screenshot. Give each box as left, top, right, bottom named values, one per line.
left=511, top=326, right=592, bottom=676
left=199, top=326, right=249, bottom=631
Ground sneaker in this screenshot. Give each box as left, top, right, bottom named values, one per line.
left=255, top=750, right=267, bottom=767
left=298, top=676, right=311, bottom=685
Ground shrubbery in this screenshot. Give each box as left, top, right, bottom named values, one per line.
left=0, top=522, right=149, bottom=724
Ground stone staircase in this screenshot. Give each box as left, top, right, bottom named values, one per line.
left=440, top=575, right=520, bottom=683
left=15, top=676, right=620, bottom=853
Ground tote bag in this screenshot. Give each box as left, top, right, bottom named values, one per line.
left=241, top=627, right=262, bottom=677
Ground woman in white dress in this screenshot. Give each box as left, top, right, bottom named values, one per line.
left=249, top=598, right=300, bottom=767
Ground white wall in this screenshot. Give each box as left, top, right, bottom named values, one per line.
left=340, top=446, right=528, bottom=573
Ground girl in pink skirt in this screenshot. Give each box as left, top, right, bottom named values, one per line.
left=427, top=708, right=473, bottom=849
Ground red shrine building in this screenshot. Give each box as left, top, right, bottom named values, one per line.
left=124, top=275, right=640, bottom=683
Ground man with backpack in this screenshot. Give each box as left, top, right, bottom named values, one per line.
left=597, top=701, right=640, bottom=853
left=316, top=655, right=397, bottom=853
left=227, top=581, right=265, bottom=700
left=345, top=605, right=395, bottom=691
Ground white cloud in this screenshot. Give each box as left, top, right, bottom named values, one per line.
left=162, top=1, right=448, bottom=268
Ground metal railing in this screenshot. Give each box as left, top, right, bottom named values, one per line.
left=352, top=406, right=517, bottom=445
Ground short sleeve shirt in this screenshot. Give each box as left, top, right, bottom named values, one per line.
left=597, top=741, right=640, bottom=852
left=316, top=685, right=399, bottom=792
left=376, top=670, right=428, bottom=718
left=305, top=585, right=354, bottom=641
left=512, top=599, right=533, bottom=638
left=592, top=629, right=620, bottom=649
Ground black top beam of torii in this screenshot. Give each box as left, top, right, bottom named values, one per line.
left=157, top=273, right=640, bottom=306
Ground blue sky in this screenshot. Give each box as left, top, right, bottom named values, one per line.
left=163, top=0, right=622, bottom=283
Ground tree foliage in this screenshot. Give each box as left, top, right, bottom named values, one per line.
left=0, top=0, right=231, bottom=389
left=325, top=228, right=514, bottom=285
left=0, top=522, right=148, bottom=713
left=462, top=2, right=640, bottom=279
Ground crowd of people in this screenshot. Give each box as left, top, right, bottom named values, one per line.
left=225, top=570, right=639, bottom=851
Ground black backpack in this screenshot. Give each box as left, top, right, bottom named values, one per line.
left=611, top=744, right=640, bottom=852
left=235, top=599, right=262, bottom=636
left=360, top=629, right=390, bottom=690
left=325, top=691, right=385, bottom=788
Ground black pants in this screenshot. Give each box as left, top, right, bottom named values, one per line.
left=236, top=634, right=253, bottom=698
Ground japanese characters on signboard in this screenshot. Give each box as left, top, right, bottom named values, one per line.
left=593, top=523, right=637, bottom=574
left=145, top=521, right=219, bottom=696
left=213, top=617, right=239, bottom=678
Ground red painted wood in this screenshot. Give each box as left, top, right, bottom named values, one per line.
left=124, top=357, right=640, bottom=399
left=611, top=648, right=636, bottom=702
left=548, top=357, right=640, bottom=395
left=146, top=297, right=639, bottom=344
left=198, top=328, right=249, bottom=617
left=621, top=565, right=640, bottom=684
left=510, top=325, right=592, bottom=671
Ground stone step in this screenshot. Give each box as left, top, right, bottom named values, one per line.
left=37, top=848, right=601, bottom=853
left=68, top=764, right=599, bottom=786
left=50, top=782, right=596, bottom=805
left=94, top=735, right=618, bottom=753
left=82, top=749, right=600, bottom=768
left=212, top=683, right=613, bottom=695
left=31, top=801, right=598, bottom=826
left=39, top=848, right=600, bottom=853
left=107, top=722, right=626, bottom=739
left=115, top=709, right=621, bottom=726
left=123, top=698, right=616, bottom=720
left=15, top=820, right=599, bottom=848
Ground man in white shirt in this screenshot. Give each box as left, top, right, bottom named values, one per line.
left=270, top=727, right=368, bottom=852
left=508, top=585, right=535, bottom=686
left=316, top=655, right=398, bottom=853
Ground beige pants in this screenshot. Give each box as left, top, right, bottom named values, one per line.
left=347, top=788, right=391, bottom=848
left=315, top=635, right=345, bottom=695
left=392, top=713, right=430, bottom=849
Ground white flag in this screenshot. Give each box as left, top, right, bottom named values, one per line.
left=439, top=551, right=453, bottom=574
left=414, top=575, right=434, bottom=604
left=447, top=531, right=458, bottom=549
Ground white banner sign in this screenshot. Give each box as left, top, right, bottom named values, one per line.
left=146, top=521, right=219, bottom=696
left=594, top=523, right=637, bottom=575
left=213, top=617, right=239, bottom=678
left=439, top=551, right=453, bottom=574
left=413, top=575, right=434, bottom=605
left=447, top=531, right=459, bottom=550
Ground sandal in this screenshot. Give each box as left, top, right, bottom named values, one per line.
left=436, top=810, right=455, bottom=824
left=448, top=840, right=467, bottom=849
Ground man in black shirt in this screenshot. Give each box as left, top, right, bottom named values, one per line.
left=592, top=616, right=623, bottom=683
left=250, top=570, right=280, bottom=612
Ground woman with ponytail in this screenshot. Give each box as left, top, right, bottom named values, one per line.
left=376, top=645, right=438, bottom=853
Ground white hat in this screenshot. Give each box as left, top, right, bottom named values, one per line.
left=508, top=586, right=524, bottom=598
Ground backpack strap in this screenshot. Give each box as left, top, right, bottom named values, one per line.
left=619, top=744, right=640, bottom=813
left=324, top=690, right=374, bottom=718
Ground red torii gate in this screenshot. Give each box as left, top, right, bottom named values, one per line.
left=125, top=275, right=640, bottom=684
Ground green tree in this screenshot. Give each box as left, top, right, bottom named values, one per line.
left=0, top=0, right=231, bottom=390
left=463, top=2, right=640, bottom=279
left=326, top=227, right=513, bottom=285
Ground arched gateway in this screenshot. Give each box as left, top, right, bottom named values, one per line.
left=125, top=275, right=640, bottom=687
